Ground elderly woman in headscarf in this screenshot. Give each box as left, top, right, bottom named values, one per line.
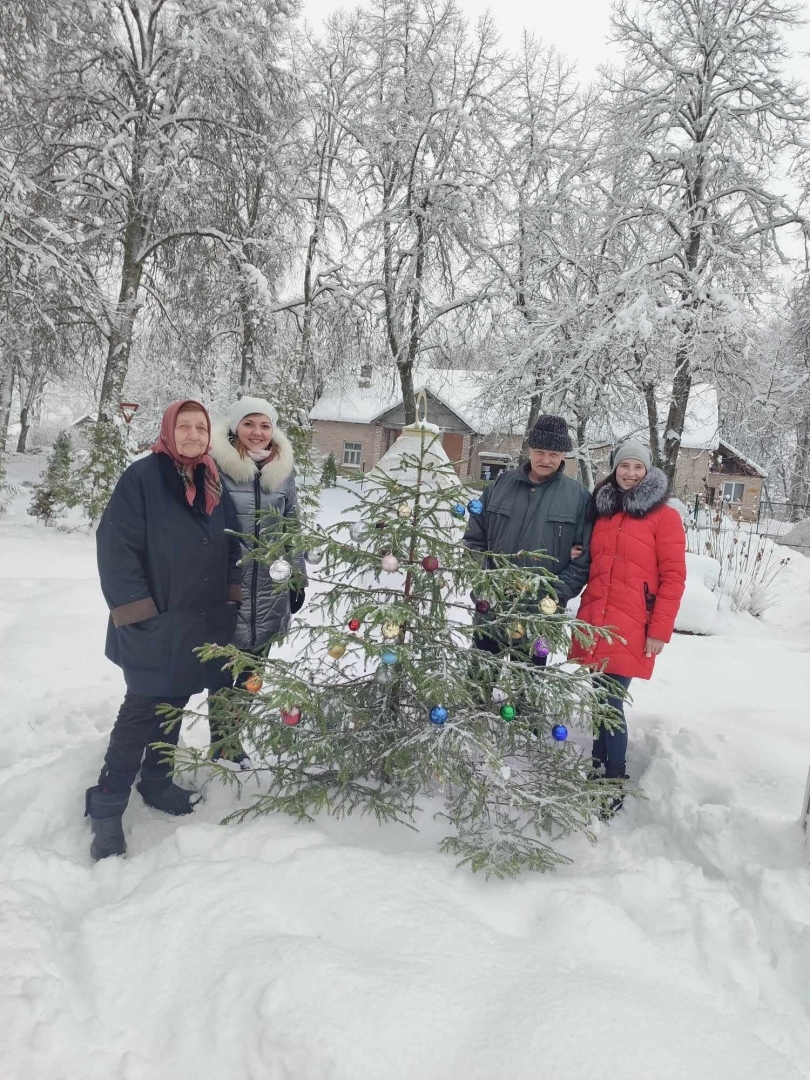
left=86, top=400, right=242, bottom=860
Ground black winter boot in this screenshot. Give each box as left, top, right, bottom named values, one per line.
left=136, top=769, right=200, bottom=816
left=85, top=786, right=129, bottom=860
left=601, top=761, right=629, bottom=818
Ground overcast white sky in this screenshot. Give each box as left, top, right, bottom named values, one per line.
left=300, top=0, right=810, bottom=86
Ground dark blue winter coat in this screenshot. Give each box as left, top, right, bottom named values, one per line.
left=96, top=453, right=242, bottom=697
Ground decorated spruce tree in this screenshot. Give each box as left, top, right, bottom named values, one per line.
left=172, top=421, right=619, bottom=876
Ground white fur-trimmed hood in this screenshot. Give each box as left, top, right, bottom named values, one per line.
left=210, top=418, right=294, bottom=491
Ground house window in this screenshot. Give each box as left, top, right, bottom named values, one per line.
left=722, top=482, right=744, bottom=503
left=343, top=441, right=362, bottom=467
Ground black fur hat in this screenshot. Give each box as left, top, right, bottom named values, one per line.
left=526, top=414, right=573, bottom=453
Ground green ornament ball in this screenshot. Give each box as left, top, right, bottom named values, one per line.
left=499, top=703, right=516, bottom=721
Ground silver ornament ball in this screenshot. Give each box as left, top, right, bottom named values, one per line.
left=268, top=558, right=292, bottom=583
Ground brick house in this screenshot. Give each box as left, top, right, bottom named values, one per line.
left=310, top=374, right=766, bottom=517
left=310, top=369, right=494, bottom=480
left=576, top=385, right=766, bottom=521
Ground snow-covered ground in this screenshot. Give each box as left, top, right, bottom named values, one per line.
left=2, top=482, right=810, bottom=1080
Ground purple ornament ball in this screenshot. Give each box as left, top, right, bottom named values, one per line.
left=532, top=637, right=550, bottom=660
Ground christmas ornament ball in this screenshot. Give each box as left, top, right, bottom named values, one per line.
left=281, top=706, right=302, bottom=726
left=397, top=503, right=411, bottom=519
left=429, top=705, right=448, bottom=725
left=421, top=555, right=439, bottom=572
left=349, top=522, right=366, bottom=542
left=382, top=621, right=400, bottom=639
left=467, top=498, right=484, bottom=515
left=540, top=596, right=557, bottom=615
left=381, top=649, right=397, bottom=665
left=376, top=666, right=394, bottom=686
left=500, top=703, right=516, bottom=721
left=451, top=503, right=466, bottom=517
left=305, top=548, right=324, bottom=566
left=381, top=554, right=399, bottom=573
left=509, top=622, right=526, bottom=640
left=327, top=642, right=347, bottom=659
left=532, top=637, right=550, bottom=660
left=244, top=674, right=263, bottom=693
left=268, top=558, right=292, bottom=583
left=475, top=599, right=491, bottom=614
left=348, top=618, right=362, bottom=632
left=551, top=724, right=568, bottom=742
left=491, top=686, right=508, bottom=704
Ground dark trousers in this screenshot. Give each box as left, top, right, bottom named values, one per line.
left=593, top=674, right=632, bottom=769
left=99, top=691, right=189, bottom=793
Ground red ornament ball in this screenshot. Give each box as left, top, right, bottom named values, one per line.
left=421, top=555, right=439, bottom=572
left=348, top=617, right=362, bottom=632
left=281, top=706, right=302, bottom=726
left=475, top=599, right=490, bottom=614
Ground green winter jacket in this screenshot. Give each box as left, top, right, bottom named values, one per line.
left=463, top=463, right=592, bottom=606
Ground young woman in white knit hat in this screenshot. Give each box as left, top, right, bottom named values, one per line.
left=208, top=396, right=307, bottom=764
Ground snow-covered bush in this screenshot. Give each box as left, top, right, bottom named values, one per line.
left=685, top=516, right=789, bottom=616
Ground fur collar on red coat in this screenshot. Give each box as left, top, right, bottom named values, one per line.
left=595, top=467, right=670, bottom=519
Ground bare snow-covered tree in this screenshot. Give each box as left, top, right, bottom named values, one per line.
left=608, top=0, right=809, bottom=480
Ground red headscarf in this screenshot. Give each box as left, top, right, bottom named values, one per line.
left=151, top=399, right=221, bottom=515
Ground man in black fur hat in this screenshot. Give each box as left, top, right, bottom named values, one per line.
left=463, top=414, right=592, bottom=655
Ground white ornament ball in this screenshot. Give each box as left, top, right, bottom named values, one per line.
left=381, top=554, right=399, bottom=573
left=376, top=666, right=395, bottom=686
left=397, top=503, right=411, bottom=519
left=540, top=596, right=557, bottom=615
left=305, top=548, right=324, bottom=565
left=268, top=558, right=292, bottom=583
left=382, top=621, right=400, bottom=639
left=491, top=686, right=508, bottom=704
left=349, top=522, right=366, bottom=542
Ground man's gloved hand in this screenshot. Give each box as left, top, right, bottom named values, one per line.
left=289, top=588, right=306, bottom=615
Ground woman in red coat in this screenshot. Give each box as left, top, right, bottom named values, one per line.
left=570, top=439, right=686, bottom=782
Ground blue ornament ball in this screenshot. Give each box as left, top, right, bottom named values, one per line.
left=467, top=498, right=484, bottom=516
left=429, top=705, right=448, bottom=725
left=381, top=650, right=397, bottom=665
left=551, top=724, right=568, bottom=742
left=451, top=503, right=466, bottom=517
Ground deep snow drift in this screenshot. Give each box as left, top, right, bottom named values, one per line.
left=1, top=482, right=809, bottom=1080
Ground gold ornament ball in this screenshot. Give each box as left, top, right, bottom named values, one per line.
left=382, top=621, right=400, bottom=639
left=509, top=622, right=526, bottom=640
left=540, top=597, right=557, bottom=615
left=327, top=642, right=347, bottom=659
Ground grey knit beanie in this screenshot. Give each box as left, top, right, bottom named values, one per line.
left=526, top=414, right=573, bottom=453
left=611, top=438, right=652, bottom=473
left=227, top=396, right=279, bottom=434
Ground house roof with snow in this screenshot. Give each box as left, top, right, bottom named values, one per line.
left=310, top=373, right=757, bottom=469
left=310, top=368, right=497, bottom=433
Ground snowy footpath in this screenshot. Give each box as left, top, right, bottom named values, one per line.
left=1, top=484, right=810, bottom=1080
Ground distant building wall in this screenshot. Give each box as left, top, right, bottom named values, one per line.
left=311, top=420, right=383, bottom=473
